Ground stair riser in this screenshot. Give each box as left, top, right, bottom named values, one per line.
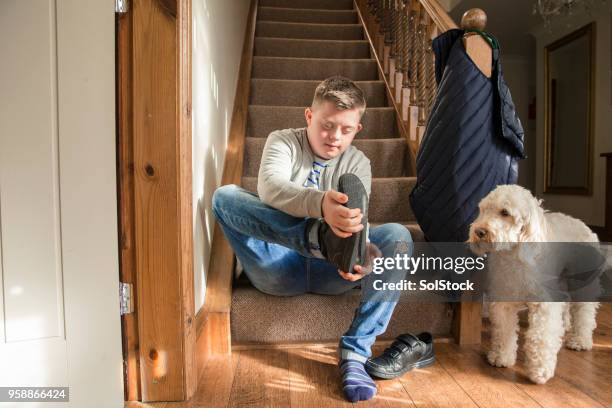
left=244, top=138, right=409, bottom=178
left=259, top=0, right=354, bottom=10
left=252, top=57, right=378, bottom=80
left=254, top=38, right=370, bottom=59
left=231, top=289, right=451, bottom=344
left=258, top=7, right=358, bottom=24
left=369, top=178, right=416, bottom=222
left=256, top=21, right=363, bottom=40
left=250, top=79, right=386, bottom=107
left=247, top=106, right=397, bottom=139
left=241, top=176, right=416, bottom=222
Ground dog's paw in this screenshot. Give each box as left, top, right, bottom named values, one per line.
left=565, top=335, right=593, bottom=351
left=527, top=366, right=555, bottom=384
left=486, top=350, right=516, bottom=368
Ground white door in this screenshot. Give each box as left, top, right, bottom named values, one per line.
left=0, top=1, right=123, bottom=407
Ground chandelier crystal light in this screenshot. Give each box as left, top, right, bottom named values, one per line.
left=533, top=0, right=608, bottom=26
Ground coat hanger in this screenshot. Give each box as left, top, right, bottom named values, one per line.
left=461, top=8, right=492, bottom=78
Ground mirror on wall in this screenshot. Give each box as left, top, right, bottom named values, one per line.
left=544, top=22, right=595, bottom=195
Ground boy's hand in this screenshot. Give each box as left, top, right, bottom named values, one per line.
left=338, top=243, right=382, bottom=281
left=321, top=190, right=364, bottom=238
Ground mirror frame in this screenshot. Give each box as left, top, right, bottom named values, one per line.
left=544, top=22, right=595, bottom=195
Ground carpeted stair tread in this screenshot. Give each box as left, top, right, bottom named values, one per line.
left=244, top=137, right=409, bottom=178
left=252, top=56, right=378, bottom=80
left=258, top=6, right=358, bottom=24
left=250, top=79, right=386, bottom=107
left=241, top=176, right=416, bottom=222
left=256, top=21, right=363, bottom=41
left=231, top=286, right=452, bottom=344
left=259, top=0, right=354, bottom=10
left=247, top=106, right=397, bottom=139
left=255, top=37, right=370, bottom=59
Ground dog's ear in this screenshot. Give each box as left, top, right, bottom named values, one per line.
left=517, top=196, right=546, bottom=265
left=518, top=197, right=547, bottom=243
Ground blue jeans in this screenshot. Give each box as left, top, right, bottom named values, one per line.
left=212, top=184, right=412, bottom=363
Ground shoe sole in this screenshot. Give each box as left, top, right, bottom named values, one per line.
left=366, top=355, right=436, bottom=380
left=337, top=174, right=368, bottom=273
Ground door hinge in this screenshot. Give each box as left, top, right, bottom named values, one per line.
left=115, top=0, right=129, bottom=14
left=120, top=282, right=133, bottom=315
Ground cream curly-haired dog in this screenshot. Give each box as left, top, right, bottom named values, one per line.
left=468, top=184, right=600, bottom=384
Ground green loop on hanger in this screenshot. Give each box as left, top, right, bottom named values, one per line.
left=463, top=28, right=500, bottom=50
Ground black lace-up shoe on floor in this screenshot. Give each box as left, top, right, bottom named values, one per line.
left=365, top=332, right=435, bottom=379
left=318, top=173, right=368, bottom=274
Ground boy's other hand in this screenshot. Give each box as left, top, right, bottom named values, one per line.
left=322, top=190, right=364, bottom=238
left=338, top=243, right=382, bottom=281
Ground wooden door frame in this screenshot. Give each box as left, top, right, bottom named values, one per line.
left=117, top=0, right=196, bottom=402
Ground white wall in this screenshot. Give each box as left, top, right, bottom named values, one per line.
left=532, top=5, right=612, bottom=227
left=192, top=0, right=250, bottom=312
left=439, top=0, right=464, bottom=12
left=502, top=53, right=537, bottom=192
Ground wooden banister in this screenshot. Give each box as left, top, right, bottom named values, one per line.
left=418, top=0, right=458, bottom=31
left=360, top=0, right=491, bottom=157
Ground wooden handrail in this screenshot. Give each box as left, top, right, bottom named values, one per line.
left=418, top=0, right=458, bottom=31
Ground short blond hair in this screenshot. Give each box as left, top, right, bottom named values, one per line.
left=311, top=76, right=366, bottom=116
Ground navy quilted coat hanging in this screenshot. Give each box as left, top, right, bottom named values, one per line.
left=409, top=29, right=526, bottom=242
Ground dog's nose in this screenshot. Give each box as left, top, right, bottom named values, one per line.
left=475, top=228, right=488, bottom=239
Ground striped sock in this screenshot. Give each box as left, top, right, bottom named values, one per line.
left=339, top=359, right=377, bottom=402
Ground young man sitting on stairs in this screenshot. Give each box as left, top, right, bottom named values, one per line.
left=212, top=76, right=413, bottom=402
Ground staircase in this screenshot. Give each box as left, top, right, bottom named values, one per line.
left=231, top=0, right=454, bottom=345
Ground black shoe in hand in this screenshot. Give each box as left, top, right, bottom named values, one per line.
left=318, top=173, right=368, bottom=274
left=365, top=332, right=435, bottom=379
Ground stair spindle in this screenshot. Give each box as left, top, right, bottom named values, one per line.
left=383, top=0, right=393, bottom=73
left=396, top=1, right=407, bottom=106
left=416, top=10, right=428, bottom=143
left=388, top=1, right=400, bottom=87
left=400, top=0, right=410, bottom=87
left=406, top=2, right=418, bottom=96
left=390, top=1, right=400, bottom=59
left=425, top=22, right=437, bottom=119
left=383, top=0, right=393, bottom=45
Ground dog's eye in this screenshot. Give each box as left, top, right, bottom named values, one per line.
left=500, top=209, right=510, bottom=217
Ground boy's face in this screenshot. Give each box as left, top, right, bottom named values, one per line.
left=305, top=101, right=363, bottom=160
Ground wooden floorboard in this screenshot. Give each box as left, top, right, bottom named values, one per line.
left=227, top=349, right=291, bottom=407
left=478, top=332, right=606, bottom=408
left=435, top=343, right=541, bottom=407
left=127, top=303, right=612, bottom=407
left=285, top=347, right=353, bottom=408
left=396, top=350, right=478, bottom=407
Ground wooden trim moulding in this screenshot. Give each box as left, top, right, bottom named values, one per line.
left=117, top=7, right=141, bottom=402
left=195, top=0, right=259, bottom=365
left=119, top=0, right=196, bottom=402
